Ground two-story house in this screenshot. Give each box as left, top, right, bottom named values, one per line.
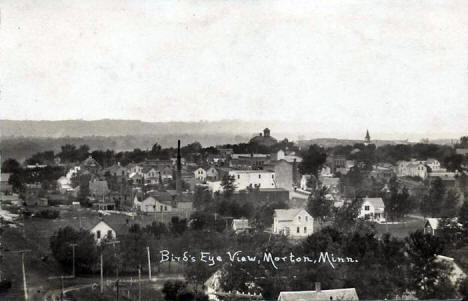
left=273, top=209, right=314, bottom=238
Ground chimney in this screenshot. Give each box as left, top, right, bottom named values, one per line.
left=292, top=158, right=298, bottom=185
left=315, top=282, right=321, bottom=292
left=176, top=140, right=182, bottom=197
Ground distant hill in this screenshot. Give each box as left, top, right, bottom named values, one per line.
left=0, top=119, right=296, bottom=138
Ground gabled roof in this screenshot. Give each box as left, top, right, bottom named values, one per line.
left=362, top=197, right=384, bottom=209
left=89, top=220, right=130, bottom=236
left=274, top=209, right=309, bottom=221
left=278, top=288, right=359, bottom=301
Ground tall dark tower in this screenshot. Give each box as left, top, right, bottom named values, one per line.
left=365, top=129, right=371, bottom=144
left=176, top=140, right=182, bottom=195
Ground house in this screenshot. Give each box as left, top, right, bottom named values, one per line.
left=426, top=158, right=441, bottom=171
left=104, top=163, right=127, bottom=177
left=89, top=221, right=117, bottom=244
left=139, top=196, right=173, bottom=213
left=81, top=156, right=102, bottom=174
left=206, top=167, right=219, bottom=181
left=232, top=219, right=251, bottom=232
left=143, top=167, right=160, bottom=184
left=358, top=197, right=385, bottom=223
left=424, top=218, right=440, bottom=235
left=278, top=285, right=359, bottom=301
left=1, top=173, right=13, bottom=194
left=397, top=160, right=428, bottom=179
left=194, top=167, right=207, bottom=182
left=273, top=209, right=314, bottom=238
left=229, top=170, right=276, bottom=191
left=57, top=176, right=75, bottom=194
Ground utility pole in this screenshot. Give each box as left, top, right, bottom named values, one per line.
left=69, top=243, right=78, bottom=278
left=48, top=275, right=74, bottom=301
left=5, top=249, right=31, bottom=301
left=138, top=266, right=142, bottom=301
left=100, top=240, right=120, bottom=294
left=146, top=246, right=152, bottom=280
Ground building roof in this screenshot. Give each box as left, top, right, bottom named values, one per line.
left=362, top=197, right=385, bottom=209
left=426, top=218, right=440, bottom=230
left=278, top=288, right=359, bottom=301
left=274, top=209, right=308, bottom=221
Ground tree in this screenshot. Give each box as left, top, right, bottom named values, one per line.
left=1, top=158, right=22, bottom=173
left=221, top=174, right=236, bottom=199
left=384, top=177, right=414, bottom=221
left=421, top=177, right=445, bottom=217
left=458, top=200, right=468, bottom=240
left=307, top=185, right=332, bottom=224
left=332, top=198, right=362, bottom=233
left=299, top=145, right=327, bottom=176
left=406, top=230, right=456, bottom=299
left=441, top=189, right=459, bottom=218
left=50, top=226, right=98, bottom=274
left=162, top=280, right=187, bottom=301
left=120, top=224, right=150, bottom=272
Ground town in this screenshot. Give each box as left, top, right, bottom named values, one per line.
left=1, top=129, right=468, bottom=301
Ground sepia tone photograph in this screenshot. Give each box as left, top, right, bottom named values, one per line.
left=1, top=1, right=468, bottom=300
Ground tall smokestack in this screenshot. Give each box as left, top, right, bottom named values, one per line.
left=176, top=140, right=182, bottom=195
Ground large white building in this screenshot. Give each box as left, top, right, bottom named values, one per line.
left=229, top=170, right=276, bottom=191
left=396, top=160, right=428, bottom=179
left=273, top=209, right=314, bottom=238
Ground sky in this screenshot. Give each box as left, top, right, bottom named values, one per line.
left=1, top=0, right=468, bottom=139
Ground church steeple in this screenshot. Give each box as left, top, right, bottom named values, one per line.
left=365, top=129, right=371, bottom=143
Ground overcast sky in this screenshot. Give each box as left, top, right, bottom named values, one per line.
left=1, top=0, right=467, bottom=139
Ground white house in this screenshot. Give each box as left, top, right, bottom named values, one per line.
left=127, top=164, right=144, bottom=175
left=273, top=209, right=314, bottom=238
left=139, top=196, right=172, bottom=213
left=397, top=160, right=428, bottom=179
left=426, top=158, right=441, bottom=171
left=194, top=167, right=207, bottom=181
left=358, top=197, right=386, bottom=223
left=90, top=221, right=116, bottom=244
left=229, top=170, right=276, bottom=191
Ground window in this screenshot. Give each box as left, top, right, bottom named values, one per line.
left=305, top=216, right=308, bottom=222
left=164, top=206, right=167, bottom=211
left=259, top=174, right=261, bottom=179
left=107, top=230, right=113, bottom=238
left=297, top=227, right=300, bottom=233
left=96, top=230, right=101, bottom=239
left=160, top=205, right=163, bottom=211
left=237, top=175, right=240, bottom=179
left=304, top=227, right=307, bottom=233
left=272, top=174, right=274, bottom=179
left=365, top=205, right=370, bottom=211
left=298, top=216, right=301, bottom=222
